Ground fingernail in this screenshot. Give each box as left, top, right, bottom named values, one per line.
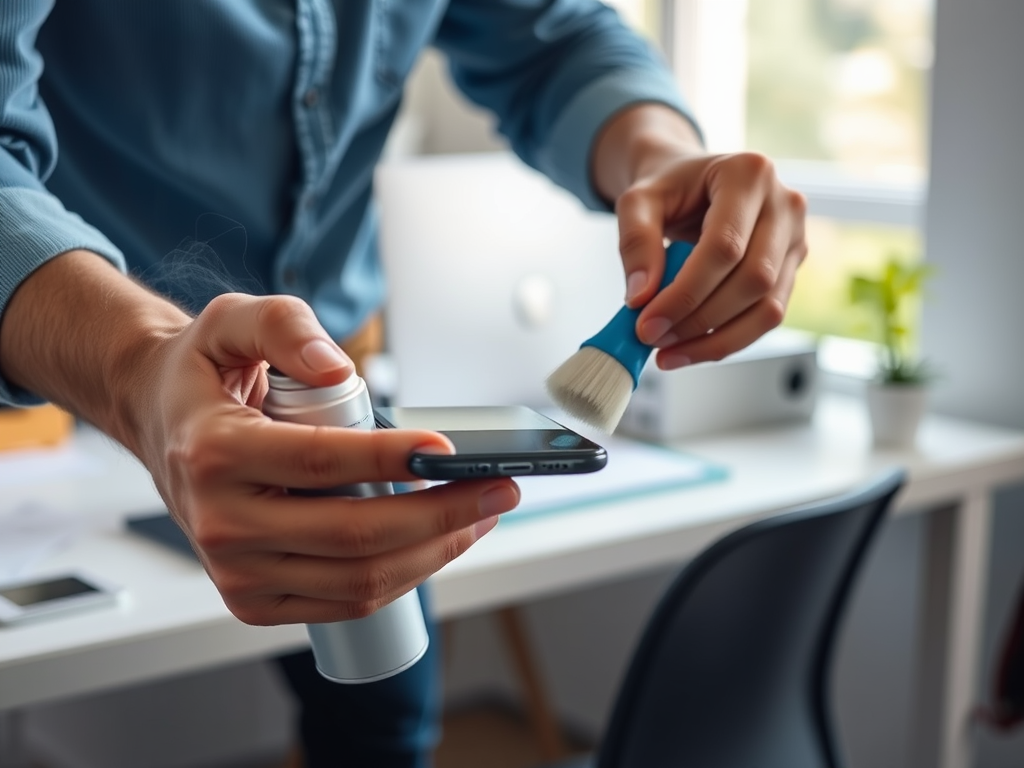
left=473, top=516, right=499, bottom=540
left=301, top=339, right=351, bottom=374
left=659, top=351, right=692, bottom=369
left=625, top=270, right=648, bottom=303
left=412, top=442, right=454, bottom=456
left=479, top=485, right=519, bottom=518
left=640, top=317, right=672, bottom=345
left=653, top=332, right=679, bottom=348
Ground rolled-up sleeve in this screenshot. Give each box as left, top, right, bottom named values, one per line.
left=434, top=0, right=700, bottom=211
left=1, top=2, right=126, bottom=406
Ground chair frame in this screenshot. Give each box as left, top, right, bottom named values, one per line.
left=595, top=469, right=906, bottom=768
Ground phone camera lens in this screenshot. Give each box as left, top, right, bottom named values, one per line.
left=549, top=434, right=581, bottom=449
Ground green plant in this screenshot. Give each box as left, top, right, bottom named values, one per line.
left=849, top=255, right=936, bottom=384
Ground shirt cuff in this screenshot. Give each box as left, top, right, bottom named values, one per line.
left=537, top=67, right=700, bottom=212
left=0, top=187, right=126, bottom=406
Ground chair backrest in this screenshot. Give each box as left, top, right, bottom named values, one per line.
left=596, top=469, right=905, bottom=768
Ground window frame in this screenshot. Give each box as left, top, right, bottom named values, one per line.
left=657, top=0, right=928, bottom=228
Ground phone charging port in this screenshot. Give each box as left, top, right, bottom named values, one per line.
left=498, top=462, right=533, bottom=475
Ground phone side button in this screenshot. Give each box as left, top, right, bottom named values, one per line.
left=497, top=462, right=533, bottom=475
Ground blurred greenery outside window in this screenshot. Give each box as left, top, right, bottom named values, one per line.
left=610, top=0, right=933, bottom=348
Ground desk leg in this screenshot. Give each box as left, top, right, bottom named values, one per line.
left=908, top=491, right=992, bottom=768
left=497, top=607, right=569, bottom=762
left=0, top=709, right=31, bottom=768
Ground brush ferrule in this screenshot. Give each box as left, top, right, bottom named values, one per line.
left=581, top=241, right=694, bottom=388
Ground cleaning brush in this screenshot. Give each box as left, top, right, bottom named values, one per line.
left=546, top=240, right=694, bottom=432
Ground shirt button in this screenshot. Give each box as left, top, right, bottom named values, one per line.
left=303, top=88, right=320, bottom=108
left=282, top=268, right=298, bottom=287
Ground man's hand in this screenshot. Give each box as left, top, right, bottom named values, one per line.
left=0, top=253, right=519, bottom=626
left=592, top=104, right=808, bottom=369
left=142, top=292, right=520, bottom=625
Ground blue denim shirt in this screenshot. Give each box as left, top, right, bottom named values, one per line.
left=0, top=0, right=690, bottom=405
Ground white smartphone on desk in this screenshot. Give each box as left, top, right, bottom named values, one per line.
left=0, top=572, right=121, bottom=626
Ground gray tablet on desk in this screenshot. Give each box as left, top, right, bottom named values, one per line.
left=125, top=513, right=198, bottom=561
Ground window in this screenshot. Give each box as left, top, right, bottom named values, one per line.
left=652, top=0, right=933, bottom=349
left=746, top=0, right=932, bottom=175
left=786, top=217, right=922, bottom=343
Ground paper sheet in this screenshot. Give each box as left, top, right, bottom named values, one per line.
left=0, top=503, right=88, bottom=582
left=0, top=444, right=103, bottom=489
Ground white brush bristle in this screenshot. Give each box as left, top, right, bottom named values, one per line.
left=545, top=346, right=634, bottom=433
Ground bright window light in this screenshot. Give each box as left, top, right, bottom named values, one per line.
left=745, top=0, right=933, bottom=179
left=645, top=0, right=933, bottom=346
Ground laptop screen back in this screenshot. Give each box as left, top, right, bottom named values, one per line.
left=375, top=152, right=626, bottom=408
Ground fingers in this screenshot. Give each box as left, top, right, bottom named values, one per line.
left=190, top=293, right=354, bottom=387
left=179, top=416, right=455, bottom=490
left=192, top=477, right=520, bottom=559
left=666, top=199, right=793, bottom=344
left=217, top=519, right=499, bottom=626
left=196, top=485, right=513, bottom=625
left=172, top=419, right=517, bottom=625
left=655, top=242, right=804, bottom=368
left=635, top=154, right=775, bottom=345
left=250, top=513, right=500, bottom=603
left=613, top=151, right=806, bottom=363
left=190, top=475, right=517, bottom=625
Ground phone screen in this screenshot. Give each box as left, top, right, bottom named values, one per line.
left=375, top=406, right=607, bottom=479
left=0, top=576, right=100, bottom=607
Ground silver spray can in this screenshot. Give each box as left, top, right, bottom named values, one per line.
left=262, top=368, right=430, bottom=683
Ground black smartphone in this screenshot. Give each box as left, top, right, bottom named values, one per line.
left=374, top=405, right=607, bottom=480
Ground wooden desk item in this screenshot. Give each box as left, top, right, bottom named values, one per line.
left=0, top=405, right=74, bottom=452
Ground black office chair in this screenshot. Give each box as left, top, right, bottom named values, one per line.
left=548, top=469, right=905, bottom=768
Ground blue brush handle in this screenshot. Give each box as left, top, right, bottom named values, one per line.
left=582, top=240, right=694, bottom=390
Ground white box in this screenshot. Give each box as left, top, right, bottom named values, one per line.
left=618, top=329, right=819, bottom=440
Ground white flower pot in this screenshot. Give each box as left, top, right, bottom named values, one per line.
left=866, top=381, right=929, bottom=449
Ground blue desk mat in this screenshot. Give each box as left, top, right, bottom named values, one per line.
left=503, top=436, right=729, bottom=524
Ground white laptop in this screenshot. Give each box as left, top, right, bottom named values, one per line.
left=375, top=152, right=626, bottom=408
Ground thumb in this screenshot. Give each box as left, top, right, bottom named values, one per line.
left=191, top=293, right=354, bottom=387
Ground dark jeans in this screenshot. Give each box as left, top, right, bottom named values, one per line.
left=275, top=588, right=441, bottom=768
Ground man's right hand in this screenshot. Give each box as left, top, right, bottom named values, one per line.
left=0, top=251, right=520, bottom=626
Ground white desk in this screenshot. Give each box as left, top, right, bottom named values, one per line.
left=2, top=394, right=1023, bottom=768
